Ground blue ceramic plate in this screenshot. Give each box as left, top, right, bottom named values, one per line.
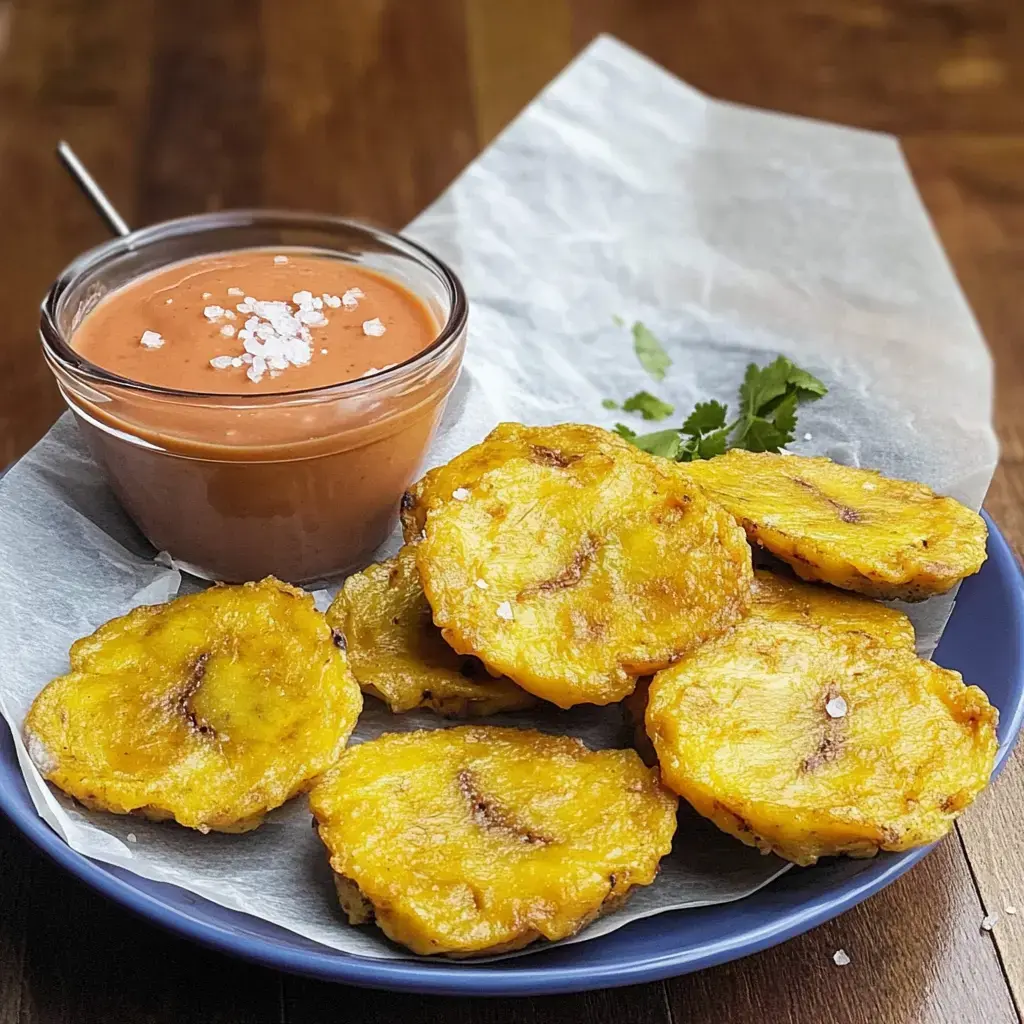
left=1, top=513, right=1021, bottom=996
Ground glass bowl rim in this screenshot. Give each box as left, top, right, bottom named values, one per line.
left=39, top=209, right=468, bottom=403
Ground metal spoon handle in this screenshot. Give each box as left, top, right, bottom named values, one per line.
left=56, top=140, right=132, bottom=237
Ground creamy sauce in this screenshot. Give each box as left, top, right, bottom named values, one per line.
left=71, top=250, right=437, bottom=394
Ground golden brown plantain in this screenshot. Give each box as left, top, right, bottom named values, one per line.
left=646, top=571, right=998, bottom=865
left=24, top=578, right=363, bottom=833
left=414, top=423, right=754, bottom=708
left=401, top=422, right=636, bottom=541
left=326, top=545, right=536, bottom=717
left=309, top=726, right=678, bottom=956
left=683, top=449, right=987, bottom=600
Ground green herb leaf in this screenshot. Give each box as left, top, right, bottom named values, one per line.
left=697, top=427, right=731, bottom=460
left=738, top=357, right=793, bottom=420
left=630, top=429, right=683, bottom=459
left=741, top=418, right=792, bottom=453
left=787, top=366, right=828, bottom=401
left=611, top=354, right=826, bottom=464
left=632, top=322, right=671, bottom=383
left=601, top=398, right=620, bottom=410
left=622, top=390, right=675, bottom=421
left=769, top=391, right=799, bottom=440
left=682, top=400, right=728, bottom=435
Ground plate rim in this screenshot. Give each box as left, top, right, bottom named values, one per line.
left=1, top=512, right=1021, bottom=997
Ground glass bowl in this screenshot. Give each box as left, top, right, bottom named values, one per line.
left=40, top=210, right=468, bottom=583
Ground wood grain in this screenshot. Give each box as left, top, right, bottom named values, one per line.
left=0, top=0, right=157, bottom=465
left=463, top=0, right=575, bottom=145
left=905, top=132, right=1024, bottom=1014
left=0, top=816, right=282, bottom=1024
left=1, top=1, right=1023, bottom=1022
left=260, top=0, right=478, bottom=228
left=285, top=977, right=672, bottom=1024
left=663, top=835, right=1017, bottom=1024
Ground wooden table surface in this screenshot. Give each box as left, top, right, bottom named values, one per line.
left=0, top=1, right=1022, bottom=1021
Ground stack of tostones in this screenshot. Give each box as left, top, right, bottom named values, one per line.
left=21, top=415, right=1005, bottom=956
left=326, top=545, right=536, bottom=717
left=645, top=571, right=998, bottom=865
left=25, top=578, right=363, bottom=833
left=309, top=726, right=678, bottom=956
left=408, top=422, right=754, bottom=708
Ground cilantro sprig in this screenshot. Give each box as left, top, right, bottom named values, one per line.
left=613, top=355, right=827, bottom=462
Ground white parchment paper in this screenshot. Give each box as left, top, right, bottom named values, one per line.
left=0, top=36, right=997, bottom=960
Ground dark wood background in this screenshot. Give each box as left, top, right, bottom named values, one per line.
left=1, top=2, right=1022, bottom=1022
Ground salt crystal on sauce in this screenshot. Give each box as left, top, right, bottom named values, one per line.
left=363, top=317, right=386, bottom=337
left=342, top=287, right=364, bottom=310
left=273, top=255, right=289, bottom=265
left=140, top=331, right=164, bottom=349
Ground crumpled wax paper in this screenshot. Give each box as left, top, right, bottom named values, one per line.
left=0, top=35, right=997, bottom=961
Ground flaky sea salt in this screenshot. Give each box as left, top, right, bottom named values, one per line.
left=204, top=305, right=226, bottom=320
left=323, top=293, right=342, bottom=308
left=1006, top=905, right=1018, bottom=915
left=165, top=298, right=173, bottom=304
left=496, top=601, right=514, bottom=621
left=209, top=356, right=235, bottom=369
left=220, top=325, right=236, bottom=337
left=342, top=287, right=364, bottom=309
left=126, top=833, right=137, bottom=843
left=321, top=348, right=328, bottom=355
left=227, top=286, right=245, bottom=297
left=273, top=255, right=289, bottom=265
left=833, top=949, right=851, bottom=966
left=825, top=695, right=848, bottom=719
left=140, top=331, right=164, bottom=349
left=475, top=579, right=489, bottom=589
left=804, top=432, right=813, bottom=441
left=292, top=290, right=314, bottom=307
left=982, top=914, right=999, bottom=931
left=452, top=488, right=471, bottom=501
left=202, top=292, right=212, bottom=299
left=362, top=317, right=386, bottom=337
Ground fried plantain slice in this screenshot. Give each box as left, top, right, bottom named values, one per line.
left=401, top=422, right=636, bottom=541
left=24, top=578, right=363, bottom=833
left=326, top=546, right=536, bottom=717
left=751, top=568, right=917, bottom=649
left=415, top=423, right=754, bottom=708
left=684, top=449, right=987, bottom=600
left=646, top=571, right=998, bottom=865
left=309, top=726, right=678, bottom=956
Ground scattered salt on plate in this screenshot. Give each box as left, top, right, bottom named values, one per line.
left=832, top=949, right=851, bottom=966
